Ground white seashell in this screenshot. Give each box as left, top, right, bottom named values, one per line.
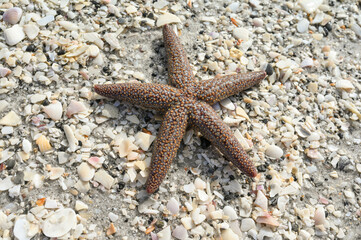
left=94, top=169, right=114, bottom=189
left=181, top=217, right=193, bottom=230
left=221, top=228, right=239, bottom=240
left=197, top=190, right=209, bottom=202
left=299, top=0, right=323, bottom=14
left=36, top=135, right=52, bottom=152
left=256, top=213, right=280, bottom=227
left=157, top=226, right=171, bottom=240
left=254, top=190, right=268, bottom=210
left=351, top=23, right=361, bottom=38
left=14, top=215, right=38, bottom=240
left=22, top=139, right=32, bottom=153
left=265, top=145, right=283, bottom=159
left=49, top=167, right=65, bottom=180
left=172, top=225, right=188, bottom=240
left=277, top=196, right=289, bottom=212
left=1, top=126, right=13, bottom=135
left=23, top=23, right=40, bottom=40
left=297, top=19, right=309, bottom=33
left=43, top=101, right=63, bottom=121
left=4, top=24, right=25, bottom=46
left=63, top=125, right=78, bottom=152
left=87, top=156, right=103, bottom=168
left=77, top=162, right=95, bottom=181
left=220, top=98, right=235, bottom=110
left=87, top=45, right=100, bottom=57
left=300, top=57, right=314, bottom=68
left=209, top=210, right=223, bottom=220
left=167, top=197, right=180, bottom=215
left=240, top=218, right=256, bottom=232
left=75, top=200, right=88, bottom=211
left=0, top=67, right=11, bottom=77
left=314, top=207, right=326, bottom=225
left=125, top=5, right=137, bottom=14
left=335, top=79, right=354, bottom=92
left=194, top=178, right=206, bottom=190
left=183, top=183, right=195, bottom=193
left=42, top=208, right=77, bottom=238
left=223, top=206, right=238, bottom=221
left=37, top=15, right=54, bottom=26
left=45, top=199, right=58, bottom=209
left=135, top=132, right=156, bottom=151
left=58, top=21, right=79, bottom=31
left=66, top=100, right=87, bottom=117
left=191, top=208, right=206, bottom=225
left=156, top=13, right=181, bottom=27
left=233, top=27, right=250, bottom=41
left=0, top=176, right=14, bottom=191
left=3, top=7, right=23, bottom=25
left=104, top=33, right=120, bottom=49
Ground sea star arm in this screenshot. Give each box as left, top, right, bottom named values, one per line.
left=189, top=101, right=257, bottom=177
left=163, top=25, right=195, bottom=88
left=146, top=105, right=189, bottom=193
left=193, top=71, right=266, bottom=105
left=94, top=83, right=179, bottom=111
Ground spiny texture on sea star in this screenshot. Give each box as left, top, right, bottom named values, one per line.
left=94, top=25, right=268, bottom=194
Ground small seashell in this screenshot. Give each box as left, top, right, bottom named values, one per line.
left=42, top=208, right=77, bottom=238
left=194, top=178, right=206, bottom=190
left=256, top=213, right=280, bottom=227
left=265, top=145, right=283, bottom=159
left=335, top=79, right=354, bottom=92
left=49, top=167, right=65, bottom=180
left=254, top=190, right=268, bottom=210
left=66, top=100, right=87, bottom=118
left=183, top=183, right=195, bottom=193
left=221, top=229, right=239, bottom=240
left=299, top=0, right=323, bottom=13
left=314, top=207, right=326, bottom=225
left=64, top=125, right=78, bottom=152
left=156, top=13, right=181, bottom=27
left=3, top=7, right=23, bottom=25
left=181, top=217, right=193, bottom=230
left=210, top=210, right=223, bottom=220
left=135, top=132, right=156, bottom=151
left=87, top=45, right=100, bottom=57
left=300, top=57, right=314, bottom=68
left=75, top=200, right=89, bottom=211
left=351, top=23, right=361, bottom=38
left=0, top=67, right=11, bottom=77
left=167, top=197, right=180, bottom=215
left=94, top=169, right=114, bottom=189
left=37, top=15, right=54, bottom=26
left=77, top=162, right=95, bottom=181
left=43, top=100, right=63, bottom=121
left=58, top=20, right=79, bottom=31
left=233, top=27, right=250, bottom=41
left=297, top=18, right=309, bottom=33
left=191, top=208, right=206, bottom=225
left=23, top=23, right=40, bottom=40
left=87, top=156, right=103, bottom=168
left=45, top=199, right=58, bottom=209
left=197, top=190, right=209, bottom=202
left=172, top=225, right=188, bottom=240
left=36, top=135, right=52, bottom=152
left=22, top=139, right=32, bottom=153
left=241, top=218, right=256, bottom=232
left=4, top=24, right=25, bottom=46
left=104, top=33, right=120, bottom=49
left=157, top=226, right=171, bottom=240
left=0, top=176, right=14, bottom=191
left=1, top=126, right=13, bottom=135
left=223, top=206, right=238, bottom=221
left=14, top=215, right=38, bottom=240
left=106, top=223, right=116, bottom=236
left=220, top=98, right=235, bottom=110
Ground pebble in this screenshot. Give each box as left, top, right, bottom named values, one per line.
left=233, top=28, right=249, bottom=41
left=297, top=19, right=310, bottom=33
left=94, top=170, right=114, bottom=189
left=265, top=145, right=283, bottom=159
left=4, top=24, right=25, bottom=46
left=42, top=208, right=77, bottom=237
left=43, top=101, right=63, bottom=121
left=77, top=162, right=95, bottom=182
left=3, top=7, right=23, bottom=25
left=108, top=212, right=119, bottom=222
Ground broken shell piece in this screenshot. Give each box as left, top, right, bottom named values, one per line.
left=87, top=156, right=104, bottom=168
left=77, top=162, right=95, bottom=181
left=42, top=208, right=77, bottom=238
left=49, top=167, right=65, bottom=180
left=335, top=80, right=354, bottom=92
left=4, top=24, right=25, bottom=46
left=135, top=132, right=156, bottom=151
left=256, top=213, right=280, bottom=227
left=66, top=100, right=87, bottom=118
left=94, top=170, right=114, bottom=189
left=314, top=207, right=326, bottom=225
left=23, top=23, right=40, bottom=40
left=156, top=13, right=181, bottom=27
left=172, top=225, right=188, bottom=240
left=265, top=145, right=283, bottom=159
left=64, top=125, right=78, bottom=152
left=43, top=100, right=63, bottom=121
left=106, top=223, right=117, bottom=236
left=14, top=215, right=38, bottom=240
left=254, top=190, right=268, bottom=210
left=36, top=135, right=52, bottom=152
left=0, top=111, right=21, bottom=126
left=3, top=7, right=23, bottom=25
left=167, top=197, right=180, bottom=215
left=0, top=67, right=11, bottom=77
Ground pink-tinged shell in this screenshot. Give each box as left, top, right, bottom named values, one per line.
left=319, top=197, right=329, bottom=205
left=3, top=7, right=23, bottom=25
left=43, top=100, right=63, bottom=121
left=66, top=100, right=87, bottom=118
left=256, top=213, right=280, bottom=227
left=36, top=135, right=52, bottom=152
left=314, top=207, right=326, bottom=225
left=87, top=157, right=103, bottom=168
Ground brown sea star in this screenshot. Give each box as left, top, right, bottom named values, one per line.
left=94, top=25, right=269, bottom=194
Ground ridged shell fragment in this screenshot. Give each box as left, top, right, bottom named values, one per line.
left=42, top=208, right=77, bottom=238
left=3, top=7, right=23, bottom=25
left=36, top=135, right=52, bottom=152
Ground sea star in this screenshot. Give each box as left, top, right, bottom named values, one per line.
left=94, top=25, right=269, bottom=194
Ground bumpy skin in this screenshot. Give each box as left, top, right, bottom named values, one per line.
left=94, top=24, right=266, bottom=194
